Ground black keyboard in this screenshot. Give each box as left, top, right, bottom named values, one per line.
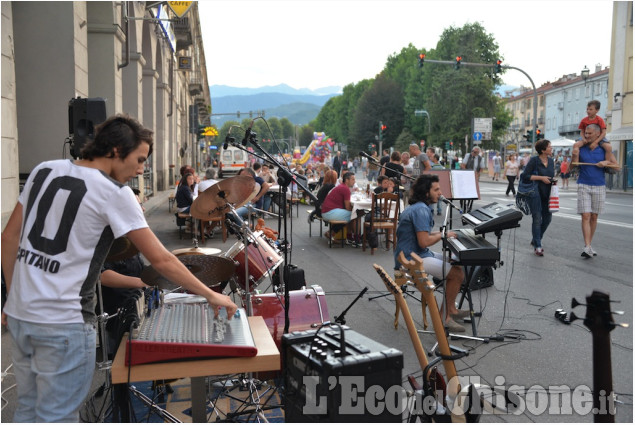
left=445, top=229, right=499, bottom=266
left=462, top=202, right=523, bottom=234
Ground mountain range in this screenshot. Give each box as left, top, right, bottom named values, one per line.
left=209, top=84, right=341, bottom=126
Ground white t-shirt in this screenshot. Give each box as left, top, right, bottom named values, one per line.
left=198, top=178, right=218, bottom=192
left=4, top=160, right=148, bottom=324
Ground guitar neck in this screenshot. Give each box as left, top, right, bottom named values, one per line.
left=373, top=265, right=430, bottom=373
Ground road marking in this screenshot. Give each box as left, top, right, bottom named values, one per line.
left=555, top=212, right=633, bottom=229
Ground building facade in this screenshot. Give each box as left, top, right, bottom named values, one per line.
left=543, top=66, right=610, bottom=141
left=1, top=1, right=212, bottom=227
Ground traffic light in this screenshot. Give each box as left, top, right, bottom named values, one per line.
left=450, top=141, right=453, bottom=148
left=494, top=59, right=503, bottom=74
left=536, top=129, right=544, bottom=140
left=454, top=56, right=462, bottom=70
left=418, top=53, right=425, bottom=68
left=380, top=123, right=387, bottom=140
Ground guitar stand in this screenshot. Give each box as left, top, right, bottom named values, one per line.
left=369, top=285, right=421, bottom=303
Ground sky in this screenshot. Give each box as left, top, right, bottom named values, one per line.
left=198, top=0, right=614, bottom=91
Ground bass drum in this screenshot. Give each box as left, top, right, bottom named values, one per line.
left=226, top=231, right=283, bottom=293
left=248, top=285, right=329, bottom=350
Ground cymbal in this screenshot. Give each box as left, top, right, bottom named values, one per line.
left=141, top=255, right=237, bottom=289
left=172, top=247, right=222, bottom=257
left=106, top=237, right=139, bottom=262
left=190, top=175, right=260, bottom=220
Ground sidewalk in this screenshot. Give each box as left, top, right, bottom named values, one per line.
left=481, top=172, right=632, bottom=195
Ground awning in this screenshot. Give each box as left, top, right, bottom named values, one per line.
left=607, top=126, right=633, bottom=141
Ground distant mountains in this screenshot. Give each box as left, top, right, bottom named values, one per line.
left=209, top=84, right=341, bottom=126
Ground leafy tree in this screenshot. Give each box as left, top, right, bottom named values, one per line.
left=422, top=23, right=506, bottom=151
left=279, top=117, right=295, bottom=139
left=349, top=74, right=404, bottom=153
left=394, top=128, right=417, bottom=153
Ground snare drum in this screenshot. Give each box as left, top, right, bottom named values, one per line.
left=226, top=231, right=283, bottom=292
left=248, top=285, right=329, bottom=348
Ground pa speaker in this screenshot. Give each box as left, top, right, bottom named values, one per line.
left=68, top=97, right=106, bottom=159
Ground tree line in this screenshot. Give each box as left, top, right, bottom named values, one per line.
left=216, top=22, right=512, bottom=156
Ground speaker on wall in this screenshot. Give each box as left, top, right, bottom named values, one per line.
left=68, top=97, right=107, bottom=159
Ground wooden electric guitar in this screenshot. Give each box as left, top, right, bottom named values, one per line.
left=373, top=261, right=470, bottom=423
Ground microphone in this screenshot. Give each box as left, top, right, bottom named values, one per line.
left=439, top=196, right=463, bottom=214
left=359, top=151, right=377, bottom=162
left=242, top=120, right=254, bottom=146
left=223, top=134, right=234, bottom=150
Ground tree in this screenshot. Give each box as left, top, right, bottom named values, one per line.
left=349, top=74, right=405, bottom=152
left=422, top=23, right=505, bottom=149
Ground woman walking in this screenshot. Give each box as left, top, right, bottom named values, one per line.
left=503, top=153, right=520, bottom=196
left=519, top=140, right=556, bottom=256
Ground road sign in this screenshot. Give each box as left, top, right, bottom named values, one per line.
left=473, top=132, right=482, bottom=141
left=168, top=1, right=193, bottom=18
left=473, top=118, right=492, bottom=141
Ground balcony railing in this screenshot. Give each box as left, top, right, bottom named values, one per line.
left=558, top=123, right=579, bottom=133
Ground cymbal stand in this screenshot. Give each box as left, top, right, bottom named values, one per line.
left=218, top=202, right=275, bottom=422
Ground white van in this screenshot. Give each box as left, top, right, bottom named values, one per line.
left=218, top=146, right=247, bottom=178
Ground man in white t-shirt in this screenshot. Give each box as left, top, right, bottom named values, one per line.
left=1, top=115, right=237, bottom=422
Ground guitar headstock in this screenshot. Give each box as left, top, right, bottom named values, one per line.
left=579, top=291, right=616, bottom=334
left=397, top=251, right=433, bottom=292
left=372, top=264, right=402, bottom=295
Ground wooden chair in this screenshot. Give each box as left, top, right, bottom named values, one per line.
left=307, top=210, right=324, bottom=237
left=323, top=219, right=347, bottom=248
left=168, top=194, right=176, bottom=212
left=362, top=192, right=400, bottom=254
left=199, top=216, right=227, bottom=243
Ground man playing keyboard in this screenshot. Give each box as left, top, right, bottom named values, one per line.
left=394, top=174, right=467, bottom=332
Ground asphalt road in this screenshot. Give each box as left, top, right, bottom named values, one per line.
left=1, top=173, right=632, bottom=422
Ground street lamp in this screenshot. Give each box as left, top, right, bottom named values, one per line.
left=581, top=65, right=590, bottom=86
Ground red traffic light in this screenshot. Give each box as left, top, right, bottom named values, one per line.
left=419, top=53, right=426, bottom=60
left=381, top=125, right=387, bottom=131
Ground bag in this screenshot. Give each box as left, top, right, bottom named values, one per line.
left=367, top=230, right=379, bottom=249
left=549, top=185, right=559, bottom=212
left=515, top=192, right=531, bottom=215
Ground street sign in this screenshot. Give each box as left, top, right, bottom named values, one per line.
left=168, top=1, right=193, bottom=18
left=473, top=132, right=482, bottom=141
left=473, top=118, right=492, bottom=141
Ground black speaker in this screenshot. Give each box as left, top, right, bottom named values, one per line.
left=68, top=97, right=107, bottom=158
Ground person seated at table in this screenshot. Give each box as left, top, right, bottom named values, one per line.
left=394, top=174, right=467, bottom=333
left=374, top=175, right=388, bottom=195
left=175, top=172, right=195, bottom=214
left=233, top=167, right=269, bottom=220
left=174, top=165, right=199, bottom=197
left=198, top=167, right=218, bottom=192
left=308, top=169, right=338, bottom=223
left=321, top=171, right=358, bottom=242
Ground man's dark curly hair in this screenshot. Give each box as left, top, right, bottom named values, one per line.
left=80, top=114, right=153, bottom=160
left=409, top=174, right=439, bottom=205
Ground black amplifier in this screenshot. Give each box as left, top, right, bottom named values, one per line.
left=283, top=325, right=403, bottom=422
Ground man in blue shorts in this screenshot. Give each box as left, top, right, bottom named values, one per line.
left=577, top=124, right=617, bottom=258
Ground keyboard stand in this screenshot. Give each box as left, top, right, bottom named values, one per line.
left=457, top=265, right=482, bottom=336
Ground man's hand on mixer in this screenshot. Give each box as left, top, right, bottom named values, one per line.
left=208, top=292, right=238, bottom=319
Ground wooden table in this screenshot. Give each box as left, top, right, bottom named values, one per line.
left=111, top=316, right=280, bottom=422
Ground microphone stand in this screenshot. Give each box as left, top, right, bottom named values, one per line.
left=334, top=287, right=368, bottom=325
left=242, top=131, right=317, bottom=339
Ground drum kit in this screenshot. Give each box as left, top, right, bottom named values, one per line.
left=137, top=175, right=328, bottom=349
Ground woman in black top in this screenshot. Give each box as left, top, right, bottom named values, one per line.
left=519, top=140, right=556, bottom=256
left=175, top=173, right=195, bottom=214
left=383, top=151, right=404, bottom=179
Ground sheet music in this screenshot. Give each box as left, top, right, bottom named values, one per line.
left=450, top=170, right=478, bottom=199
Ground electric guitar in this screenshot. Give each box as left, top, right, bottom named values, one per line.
left=373, top=262, right=472, bottom=423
